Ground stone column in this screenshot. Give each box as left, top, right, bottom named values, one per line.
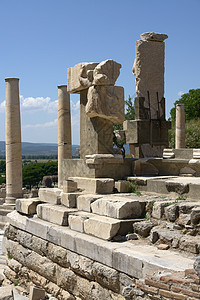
left=5, top=78, right=22, bottom=203
left=176, top=104, right=185, bottom=149
left=58, top=85, right=72, bottom=188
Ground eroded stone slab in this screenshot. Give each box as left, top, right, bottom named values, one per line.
left=140, top=32, right=168, bottom=42
left=61, top=192, right=81, bottom=208
left=91, top=197, right=142, bottom=219
left=69, top=177, right=114, bottom=194
left=37, top=204, right=78, bottom=226
left=84, top=215, right=120, bottom=240
left=77, top=194, right=101, bottom=212
left=86, top=85, right=124, bottom=124
left=38, top=188, right=62, bottom=205
left=68, top=211, right=92, bottom=233
left=16, top=198, right=42, bottom=215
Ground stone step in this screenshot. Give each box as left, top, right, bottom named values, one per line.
left=69, top=177, right=114, bottom=194
left=1, top=204, right=16, bottom=210
left=38, top=188, right=62, bottom=204
left=16, top=198, right=42, bottom=215
left=0, top=221, right=6, bottom=229
left=37, top=203, right=78, bottom=226
left=90, top=195, right=145, bottom=219
left=7, top=211, right=195, bottom=279
left=0, top=208, right=15, bottom=216
left=68, top=210, right=144, bottom=240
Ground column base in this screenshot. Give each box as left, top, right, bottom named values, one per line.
left=5, top=197, right=16, bottom=204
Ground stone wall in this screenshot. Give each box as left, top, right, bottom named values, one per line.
left=4, top=223, right=135, bottom=300
left=4, top=223, right=200, bottom=300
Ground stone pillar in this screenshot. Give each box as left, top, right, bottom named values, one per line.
left=58, top=85, right=72, bottom=188
left=80, top=90, right=114, bottom=159
left=5, top=78, right=22, bottom=203
left=176, top=104, right=185, bottom=149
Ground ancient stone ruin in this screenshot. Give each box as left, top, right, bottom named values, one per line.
left=124, top=32, right=171, bottom=158
left=1, top=32, right=200, bottom=300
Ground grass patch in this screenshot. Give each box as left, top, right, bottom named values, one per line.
left=7, top=253, right=13, bottom=259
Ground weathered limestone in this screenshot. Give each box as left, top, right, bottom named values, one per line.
left=176, top=104, right=185, bottom=149
left=38, top=188, right=62, bottom=204
left=123, top=32, right=170, bottom=158
left=63, top=180, right=77, bottom=193
left=133, top=33, right=167, bottom=119
left=93, top=59, right=121, bottom=86
left=58, top=85, right=72, bottom=188
left=80, top=90, right=114, bottom=158
left=77, top=194, right=102, bottom=212
left=5, top=78, right=22, bottom=203
left=86, top=85, right=124, bottom=124
left=61, top=192, right=81, bottom=208
left=67, top=62, right=98, bottom=93
left=29, top=285, right=46, bottom=300
left=69, top=177, right=114, bottom=194
left=37, top=203, right=78, bottom=226
left=16, top=198, right=42, bottom=215
left=91, top=197, right=142, bottom=219
left=67, top=59, right=124, bottom=159
left=84, top=215, right=121, bottom=240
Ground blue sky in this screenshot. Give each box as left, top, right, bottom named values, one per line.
left=0, top=0, right=200, bottom=144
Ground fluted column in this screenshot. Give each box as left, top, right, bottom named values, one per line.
left=176, top=104, right=185, bottom=149
left=58, top=85, right=72, bottom=188
left=5, top=78, right=22, bottom=203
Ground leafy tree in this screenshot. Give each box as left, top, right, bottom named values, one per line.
left=170, top=89, right=200, bottom=124
left=22, top=161, right=58, bottom=190
left=125, top=95, right=135, bottom=120
left=0, top=161, right=6, bottom=174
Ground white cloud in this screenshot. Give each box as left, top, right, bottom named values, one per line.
left=20, top=95, right=58, bottom=113
left=178, top=91, right=184, bottom=97
left=0, top=100, right=5, bottom=113
left=23, top=119, right=58, bottom=129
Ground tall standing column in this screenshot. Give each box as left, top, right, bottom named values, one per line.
left=5, top=78, right=22, bottom=203
left=58, top=85, right=72, bottom=188
left=176, top=104, right=185, bottom=149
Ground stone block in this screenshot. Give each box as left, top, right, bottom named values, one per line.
left=38, top=188, right=62, bottom=204
left=140, top=32, right=168, bottom=42
left=191, top=207, right=200, bottom=225
left=0, top=285, right=13, bottom=300
left=193, top=149, right=200, bottom=159
left=67, top=62, right=98, bottom=93
left=68, top=212, right=91, bottom=233
left=93, top=59, right=121, bottom=86
left=152, top=201, right=174, bottom=219
left=85, top=154, right=123, bottom=165
left=91, top=196, right=142, bottom=219
left=61, top=192, right=81, bottom=208
left=37, top=204, right=78, bottom=226
left=165, top=181, right=189, bottom=194
left=77, top=194, right=102, bottom=212
left=29, top=285, right=46, bottom=300
left=115, top=181, right=131, bottom=193
left=84, top=215, right=120, bottom=240
left=68, top=177, right=114, bottom=194
left=163, top=148, right=175, bottom=159
left=63, top=180, right=77, bottom=193
left=86, top=85, right=124, bottom=125
left=16, top=198, right=42, bottom=215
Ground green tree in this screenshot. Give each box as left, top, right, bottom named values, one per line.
left=170, top=89, right=200, bottom=124
left=22, top=161, right=58, bottom=190
left=125, top=95, right=135, bottom=120
left=0, top=161, right=6, bottom=174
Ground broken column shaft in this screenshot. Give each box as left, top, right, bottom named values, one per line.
left=176, top=104, right=185, bottom=149
left=5, top=78, right=22, bottom=203
left=58, top=85, right=72, bottom=188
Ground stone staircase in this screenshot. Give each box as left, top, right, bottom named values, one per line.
left=14, top=179, right=200, bottom=255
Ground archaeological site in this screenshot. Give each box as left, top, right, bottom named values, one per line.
left=1, top=32, right=200, bottom=300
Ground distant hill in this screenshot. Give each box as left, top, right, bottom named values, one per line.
left=0, top=141, right=80, bottom=156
